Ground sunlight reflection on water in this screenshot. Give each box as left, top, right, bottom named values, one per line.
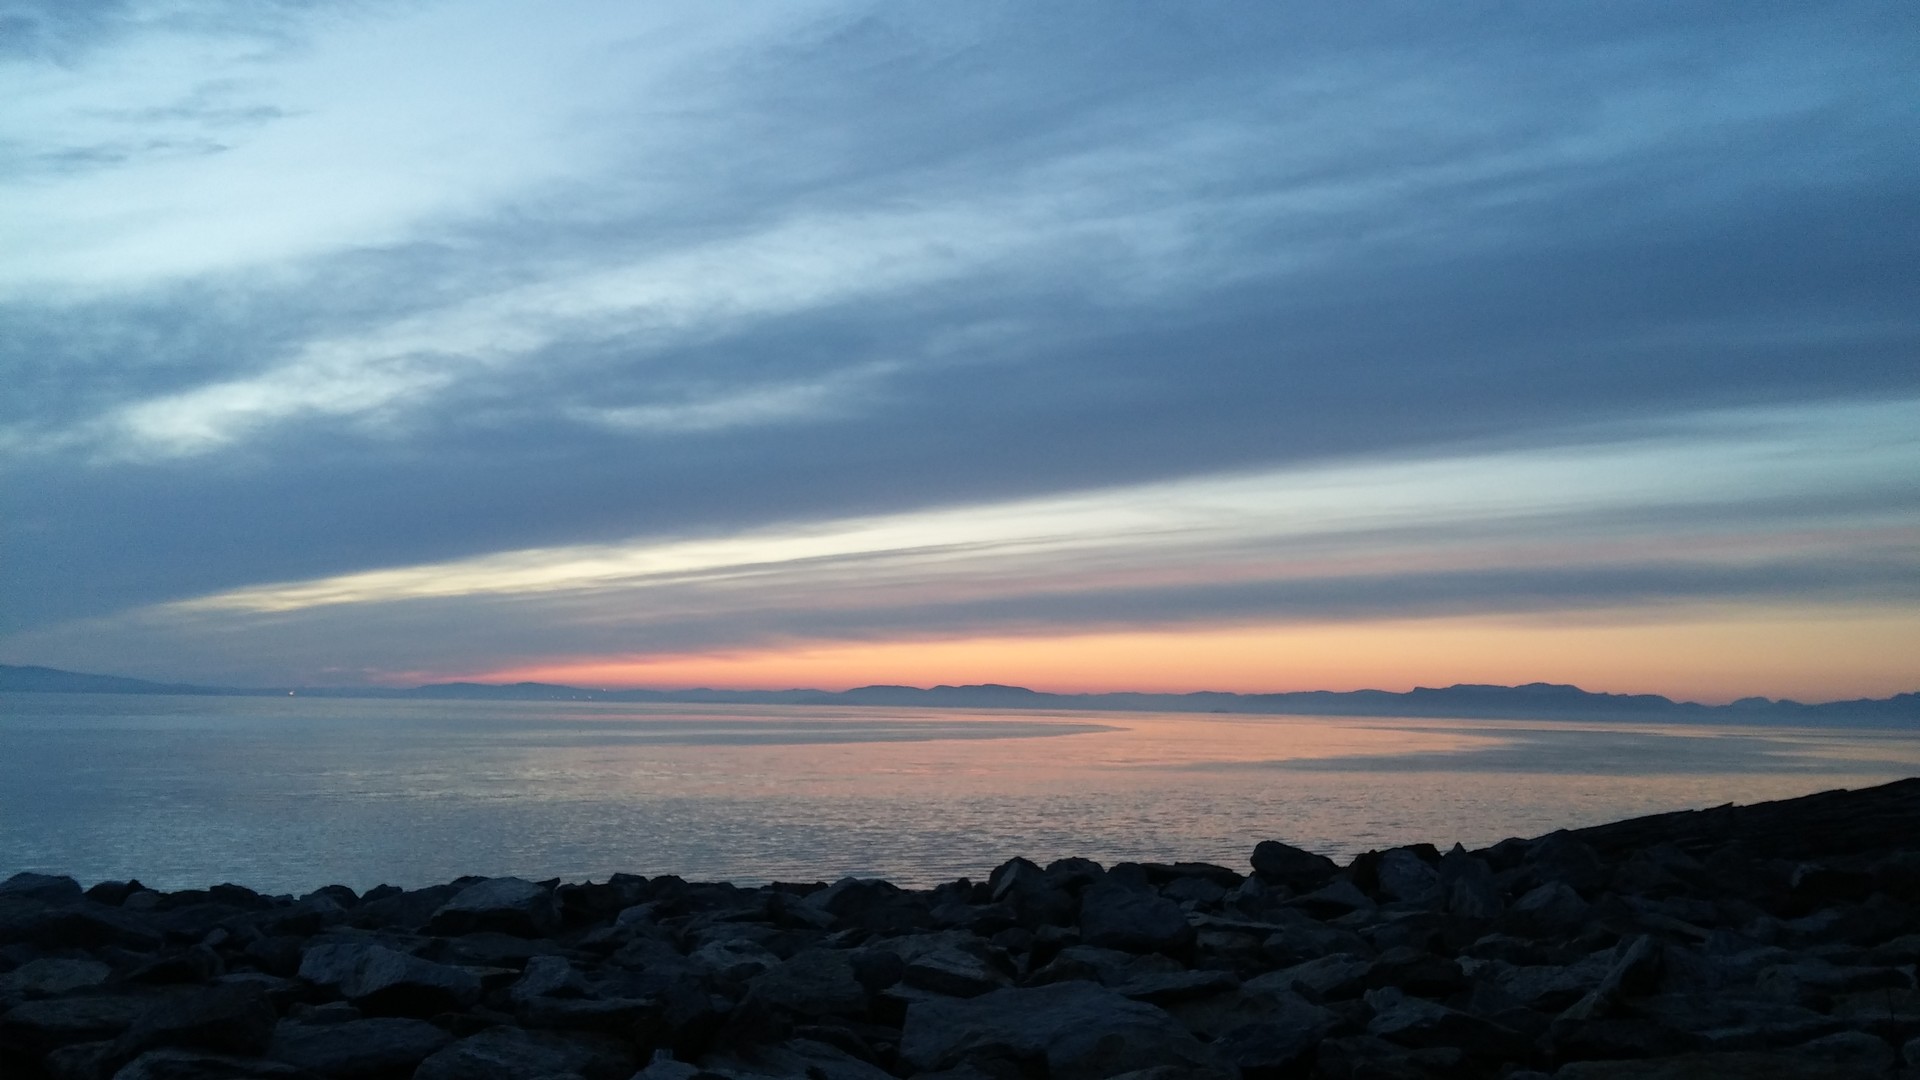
left=2, top=692, right=1915, bottom=892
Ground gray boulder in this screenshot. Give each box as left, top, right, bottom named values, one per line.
left=1375, top=850, right=1441, bottom=905
left=1507, top=881, right=1590, bottom=936
left=426, top=878, right=560, bottom=938
left=1364, top=987, right=1533, bottom=1061
left=1560, top=934, right=1662, bottom=1021
left=1439, top=844, right=1501, bottom=919
left=891, top=937, right=1010, bottom=998
left=1290, top=879, right=1374, bottom=919
left=266, top=1016, right=451, bottom=1076
left=0, top=872, right=83, bottom=905
left=299, top=943, right=481, bottom=1017
left=0, top=991, right=161, bottom=1056
left=988, top=860, right=1076, bottom=928
left=1790, top=1031, right=1896, bottom=1072
left=1553, top=1051, right=1884, bottom=1078
left=900, top=980, right=1226, bottom=1078
left=509, top=956, right=588, bottom=1005
left=1249, top=841, right=1337, bottom=890
left=413, top=1025, right=633, bottom=1080
left=698, top=1037, right=894, bottom=1079
left=1244, top=954, right=1371, bottom=1002
left=689, top=938, right=779, bottom=982
left=1110, top=968, right=1238, bottom=1005
left=1524, top=832, right=1610, bottom=894
left=112, top=1048, right=317, bottom=1079
left=116, top=982, right=278, bottom=1059
left=741, top=948, right=869, bottom=1018
left=0, top=957, right=112, bottom=1000
left=1078, top=883, right=1193, bottom=955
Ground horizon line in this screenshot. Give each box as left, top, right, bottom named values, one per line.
left=4, top=662, right=1913, bottom=710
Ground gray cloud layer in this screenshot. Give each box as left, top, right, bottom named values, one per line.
left=2, top=2, right=1917, bottom=679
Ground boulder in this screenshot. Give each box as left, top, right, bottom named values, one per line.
left=113, top=982, right=279, bottom=1061
left=1439, top=845, right=1502, bottom=920
left=1364, top=987, right=1533, bottom=1061
left=1507, top=881, right=1590, bottom=936
left=804, top=878, right=926, bottom=933
left=508, top=955, right=588, bottom=1005
left=1374, top=850, right=1441, bottom=905
left=1524, top=832, right=1611, bottom=894
left=1314, top=1034, right=1461, bottom=1080
left=0, top=991, right=162, bottom=1055
left=1553, top=1051, right=1883, bottom=1078
left=425, top=879, right=560, bottom=938
left=1362, top=946, right=1466, bottom=998
left=1560, top=934, right=1662, bottom=1022
left=0, top=898, right=161, bottom=950
left=1250, top=841, right=1338, bottom=890
left=121, top=946, right=224, bottom=986
left=900, top=980, right=1225, bottom=1078
left=1110, top=968, right=1238, bottom=1005
left=0, top=957, right=112, bottom=1000
left=1290, top=879, right=1374, bottom=919
left=112, top=1048, right=319, bottom=1079
left=1757, top=960, right=1909, bottom=1006
left=1492, top=958, right=1609, bottom=1012
left=741, top=948, right=869, bottom=1018
left=1244, top=954, right=1371, bottom=1002
left=698, top=1037, right=894, bottom=1080
left=689, top=938, right=779, bottom=982
left=84, top=881, right=145, bottom=907
left=1168, top=982, right=1336, bottom=1042
left=987, top=860, right=1076, bottom=929
left=1789, top=1031, right=1896, bottom=1072
left=300, top=944, right=481, bottom=1017
left=0, top=873, right=83, bottom=905
left=1215, top=1015, right=1331, bottom=1079
left=412, top=1026, right=634, bottom=1080
left=266, top=1016, right=452, bottom=1077
left=893, top=939, right=1010, bottom=999
left=1077, top=883, right=1193, bottom=956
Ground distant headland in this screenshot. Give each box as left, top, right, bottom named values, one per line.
left=2, top=663, right=1914, bottom=725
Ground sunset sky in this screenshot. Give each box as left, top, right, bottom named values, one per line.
left=2, top=3, right=1917, bottom=702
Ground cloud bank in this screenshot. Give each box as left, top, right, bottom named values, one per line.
left=2, top=2, right=1916, bottom=696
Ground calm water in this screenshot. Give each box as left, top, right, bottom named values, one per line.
left=3, top=692, right=1916, bottom=894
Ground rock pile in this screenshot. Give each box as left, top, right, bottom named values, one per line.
left=4, top=779, right=1919, bottom=1079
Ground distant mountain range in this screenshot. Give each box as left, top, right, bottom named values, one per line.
left=2, top=663, right=1914, bottom=724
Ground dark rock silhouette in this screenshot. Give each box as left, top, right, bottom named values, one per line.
left=1, top=779, right=1918, bottom=1077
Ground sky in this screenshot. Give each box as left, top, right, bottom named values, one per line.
left=2, top=2, right=1917, bottom=702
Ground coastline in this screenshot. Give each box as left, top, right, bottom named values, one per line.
left=2, top=780, right=1917, bottom=1079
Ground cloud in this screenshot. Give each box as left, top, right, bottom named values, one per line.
left=1, top=2, right=1917, bottom=688
left=10, top=395, right=1914, bottom=684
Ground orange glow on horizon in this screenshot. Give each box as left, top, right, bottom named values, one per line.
left=443, top=605, right=1920, bottom=705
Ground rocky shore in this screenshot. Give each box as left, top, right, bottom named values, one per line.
left=4, top=781, right=1919, bottom=1080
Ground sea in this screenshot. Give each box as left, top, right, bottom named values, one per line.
left=3, top=692, right=1916, bottom=895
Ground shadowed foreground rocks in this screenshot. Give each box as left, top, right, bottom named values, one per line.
left=4, top=779, right=1919, bottom=1079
